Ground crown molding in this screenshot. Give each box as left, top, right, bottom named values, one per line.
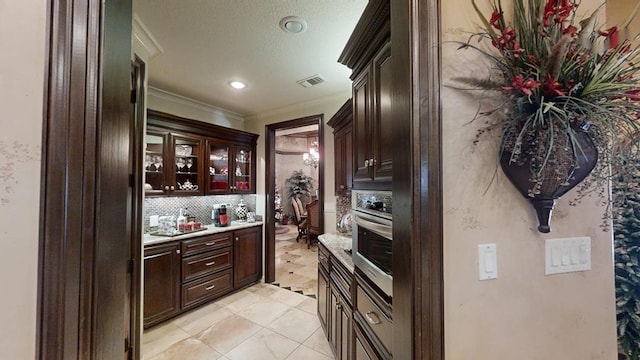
left=148, top=86, right=246, bottom=123
left=246, top=91, right=351, bottom=122
left=132, top=14, right=164, bottom=61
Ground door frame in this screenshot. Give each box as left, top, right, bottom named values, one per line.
left=38, top=0, right=444, bottom=359
left=264, top=115, right=325, bottom=283
left=37, top=0, right=135, bottom=358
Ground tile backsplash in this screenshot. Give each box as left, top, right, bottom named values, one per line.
left=144, top=194, right=256, bottom=232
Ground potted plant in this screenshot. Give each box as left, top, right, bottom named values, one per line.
left=284, top=169, right=315, bottom=218
left=453, top=0, right=640, bottom=232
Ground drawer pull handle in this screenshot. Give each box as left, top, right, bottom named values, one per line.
left=205, top=241, right=216, bottom=246
left=205, top=285, right=216, bottom=291
left=365, top=311, right=381, bottom=325
left=336, top=303, right=343, bottom=310
left=205, top=261, right=216, bottom=266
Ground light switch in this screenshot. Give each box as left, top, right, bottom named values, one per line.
left=545, top=237, right=591, bottom=275
left=149, top=215, right=159, bottom=227
left=478, top=244, right=497, bottom=280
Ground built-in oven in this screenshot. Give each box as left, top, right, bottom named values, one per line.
left=352, top=191, right=392, bottom=298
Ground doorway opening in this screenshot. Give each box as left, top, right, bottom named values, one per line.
left=265, top=115, right=325, bottom=288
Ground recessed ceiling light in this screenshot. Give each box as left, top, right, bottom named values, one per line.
left=279, top=16, right=308, bottom=34
left=228, top=81, right=247, bottom=89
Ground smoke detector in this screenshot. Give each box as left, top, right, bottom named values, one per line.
left=280, top=16, right=308, bottom=34
left=297, top=74, right=326, bottom=88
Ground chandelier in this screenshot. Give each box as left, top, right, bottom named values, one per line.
left=303, top=141, right=320, bottom=168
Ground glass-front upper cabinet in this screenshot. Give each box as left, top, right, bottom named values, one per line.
left=232, top=145, right=253, bottom=193
left=144, top=132, right=167, bottom=195
left=172, top=135, right=203, bottom=196
left=206, top=140, right=254, bottom=194
left=207, top=140, right=230, bottom=194
left=144, top=130, right=203, bottom=196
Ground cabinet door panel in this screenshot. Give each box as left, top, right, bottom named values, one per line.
left=233, top=227, right=262, bottom=288
left=172, top=134, right=204, bottom=195
left=206, top=139, right=231, bottom=194
left=353, top=68, right=372, bottom=183
left=143, top=242, right=180, bottom=327
left=372, top=42, right=393, bottom=182
left=231, top=144, right=254, bottom=193
left=144, top=131, right=168, bottom=195
left=318, top=266, right=329, bottom=334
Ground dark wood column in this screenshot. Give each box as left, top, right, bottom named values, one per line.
left=391, top=0, right=444, bottom=359
left=38, top=0, right=134, bottom=358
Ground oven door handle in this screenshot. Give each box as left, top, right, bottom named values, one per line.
left=355, top=216, right=392, bottom=240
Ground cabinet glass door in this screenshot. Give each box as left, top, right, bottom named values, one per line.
left=173, top=135, right=202, bottom=195
left=144, top=133, right=166, bottom=195
left=233, top=146, right=252, bottom=193
left=207, top=141, right=230, bottom=194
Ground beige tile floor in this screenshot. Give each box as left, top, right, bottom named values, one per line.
left=274, top=225, right=319, bottom=297
left=142, top=225, right=324, bottom=359
left=142, top=283, right=333, bottom=360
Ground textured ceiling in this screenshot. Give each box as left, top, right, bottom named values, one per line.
left=133, top=0, right=368, bottom=116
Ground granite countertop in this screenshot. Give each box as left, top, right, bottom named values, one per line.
left=318, top=233, right=354, bottom=273
left=143, top=221, right=263, bottom=246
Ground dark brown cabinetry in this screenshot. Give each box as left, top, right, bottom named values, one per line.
left=318, top=242, right=354, bottom=360
left=206, top=140, right=255, bottom=194
left=144, top=225, right=262, bottom=328
left=145, top=110, right=258, bottom=197
left=318, top=245, right=330, bottom=333
left=328, top=99, right=353, bottom=196
left=353, top=271, right=392, bottom=360
left=143, top=241, right=181, bottom=328
left=145, top=130, right=204, bottom=196
left=338, top=0, right=391, bottom=191
left=233, top=226, right=262, bottom=288
left=181, top=232, right=234, bottom=311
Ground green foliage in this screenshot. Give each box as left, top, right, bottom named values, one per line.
left=284, top=169, right=314, bottom=202
left=614, top=164, right=640, bottom=359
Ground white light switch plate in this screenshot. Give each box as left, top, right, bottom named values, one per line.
left=545, top=237, right=591, bottom=275
left=149, top=215, right=159, bottom=227
left=478, top=244, right=497, bottom=280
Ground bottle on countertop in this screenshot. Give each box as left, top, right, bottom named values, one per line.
left=177, top=208, right=187, bottom=231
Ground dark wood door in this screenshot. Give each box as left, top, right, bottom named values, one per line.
left=334, top=125, right=354, bottom=195
left=330, top=286, right=340, bottom=356
left=233, top=227, right=262, bottom=288
left=340, top=301, right=352, bottom=360
left=143, top=242, right=181, bottom=327
left=352, top=68, right=372, bottom=183
left=372, top=41, right=393, bottom=182
left=318, top=266, right=330, bottom=334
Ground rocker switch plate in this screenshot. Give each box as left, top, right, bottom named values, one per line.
left=478, top=244, right=497, bottom=280
left=545, top=237, right=591, bottom=275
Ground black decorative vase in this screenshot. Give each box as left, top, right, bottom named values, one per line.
left=500, top=125, right=598, bottom=233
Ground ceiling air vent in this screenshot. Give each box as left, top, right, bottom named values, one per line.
left=297, top=74, right=326, bottom=88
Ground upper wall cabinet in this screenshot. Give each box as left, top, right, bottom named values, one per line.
left=145, top=110, right=258, bottom=197
left=206, top=139, right=254, bottom=194
left=327, top=99, right=353, bottom=196
left=338, top=0, right=391, bottom=191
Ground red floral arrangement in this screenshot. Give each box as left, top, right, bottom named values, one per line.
left=454, top=0, right=640, bottom=190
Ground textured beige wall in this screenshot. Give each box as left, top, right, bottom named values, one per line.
left=442, top=0, right=617, bottom=358
left=607, top=0, right=640, bottom=44
left=0, top=0, right=46, bottom=358
left=245, top=92, right=352, bottom=234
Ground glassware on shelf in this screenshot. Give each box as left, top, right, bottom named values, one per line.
left=153, top=155, right=163, bottom=171
left=176, top=158, right=186, bottom=172
left=186, top=158, right=193, bottom=171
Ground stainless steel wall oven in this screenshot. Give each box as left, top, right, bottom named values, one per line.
left=352, top=191, right=392, bottom=298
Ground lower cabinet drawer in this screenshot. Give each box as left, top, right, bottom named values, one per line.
left=356, top=285, right=392, bottom=355
left=182, top=269, right=233, bottom=309
left=182, top=247, right=233, bottom=282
